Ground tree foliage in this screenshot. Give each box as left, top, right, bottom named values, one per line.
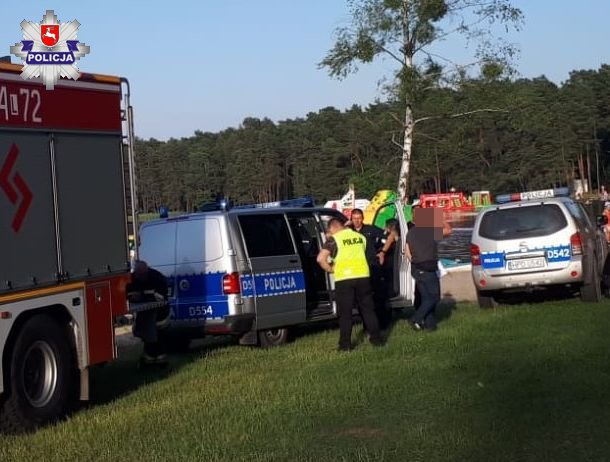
left=320, top=0, right=524, bottom=202
left=135, top=66, right=610, bottom=212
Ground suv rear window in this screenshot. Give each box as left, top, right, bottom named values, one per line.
left=478, top=204, right=568, bottom=240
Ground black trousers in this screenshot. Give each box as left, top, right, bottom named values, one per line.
left=370, top=264, right=391, bottom=329
left=336, top=277, right=382, bottom=349
left=133, top=306, right=169, bottom=357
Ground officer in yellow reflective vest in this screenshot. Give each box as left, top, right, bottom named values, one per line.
left=317, top=218, right=384, bottom=351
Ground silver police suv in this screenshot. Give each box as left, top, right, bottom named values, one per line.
left=470, top=188, right=608, bottom=308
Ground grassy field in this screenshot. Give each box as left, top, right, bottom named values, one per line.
left=2, top=299, right=610, bottom=461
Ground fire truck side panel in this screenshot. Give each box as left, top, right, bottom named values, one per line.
left=0, top=285, right=88, bottom=396
left=0, top=132, right=59, bottom=291
left=54, top=133, right=128, bottom=279
left=85, top=281, right=114, bottom=365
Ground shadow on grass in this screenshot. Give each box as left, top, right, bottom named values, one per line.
left=386, top=295, right=458, bottom=334
left=87, top=296, right=461, bottom=411
left=88, top=316, right=359, bottom=410
left=289, top=319, right=339, bottom=344
left=438, top=295, right=458, bottom=322
left=88, top=317, right=358, bottom=412
left=86, top=334, right=236, bottom=408
left=496, top=287, right=581, bottom=305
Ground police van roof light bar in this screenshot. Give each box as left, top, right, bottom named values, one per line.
left=495, top=187, right=570, bottom=204
left=234, top=196, right=315, bottom=209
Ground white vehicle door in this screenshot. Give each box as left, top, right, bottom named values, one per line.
left=394, top=200, right=415, bottom=305
left=372, top=200, right=414, bottom=306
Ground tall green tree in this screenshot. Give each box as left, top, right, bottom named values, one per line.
left=320, top=0, right=523, bottom=202
left=134, top=64, right=610, bottom=211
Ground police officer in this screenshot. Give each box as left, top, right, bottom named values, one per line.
left=348, top=208, right=389, bottom=328
left=127, top=260, right=170, bottom=366
left=348, top=209, right=384, bottom=265
left=317, top=218, right=384, bottom=351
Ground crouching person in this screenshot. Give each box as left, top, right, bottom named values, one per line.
left=127, top=260, right=170, bottom=366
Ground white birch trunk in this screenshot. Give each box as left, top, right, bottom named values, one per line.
left=398, top=13, right=414, bottom=204
left=398, top=102, right=414, bottom=203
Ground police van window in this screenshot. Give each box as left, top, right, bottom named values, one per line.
left=139, top=222, right=176, bottom=269
left=176, top=219, right=223, bottom=263
left=239, top=214, right=295, bottom=257
left=479, top=204, right=568, bottom=240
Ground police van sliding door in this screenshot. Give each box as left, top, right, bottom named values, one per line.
left=238, top=213, right=306, bottom=329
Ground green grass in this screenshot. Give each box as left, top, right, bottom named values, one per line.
left=2, top=300, right=610, bottom=461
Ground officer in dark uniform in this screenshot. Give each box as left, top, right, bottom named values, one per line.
left=127, top=260, right=170, bottom=365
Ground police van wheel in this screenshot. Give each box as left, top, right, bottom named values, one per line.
left=477, top=291, right=497, bottom=309
left=258, top=328, right=290, bottom=348
left=0, top=315, right=75, bottom=434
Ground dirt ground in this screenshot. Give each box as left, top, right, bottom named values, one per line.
left=441, top=267, right=477, bottom=302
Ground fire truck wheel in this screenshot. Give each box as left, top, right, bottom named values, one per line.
left=0, top=315, right=75, bottom=434
left=258, top=328, right=290, bottom=348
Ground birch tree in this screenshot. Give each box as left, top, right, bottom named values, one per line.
left=320, top=0, right=523, bottom=202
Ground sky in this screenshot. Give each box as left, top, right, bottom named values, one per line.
left=1, top=1, right=609, bottom=140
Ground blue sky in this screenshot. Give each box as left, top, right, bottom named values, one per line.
left=1, top=1, right=609, bottom=140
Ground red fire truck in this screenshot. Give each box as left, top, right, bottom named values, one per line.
left=0, top=62, right=138, bottom=432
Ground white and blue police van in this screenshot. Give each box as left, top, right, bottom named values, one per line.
left=137, top=198, right=415, bottom=348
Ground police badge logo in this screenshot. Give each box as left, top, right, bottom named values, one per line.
left=10, top=10, right=90, bottom=90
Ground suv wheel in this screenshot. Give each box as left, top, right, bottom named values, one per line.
left=581, top=257, right=602, bottom=303
left=477, top=291, right=498, bottom=309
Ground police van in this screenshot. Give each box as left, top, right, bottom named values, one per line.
left=470, top=188, right=608, bottom=308
left=137, top=199, right=415, bottom=347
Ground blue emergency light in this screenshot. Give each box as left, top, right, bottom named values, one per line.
left=495, top=187, right=570, bottom=204
left=234, top=196, right=315, bottom=209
